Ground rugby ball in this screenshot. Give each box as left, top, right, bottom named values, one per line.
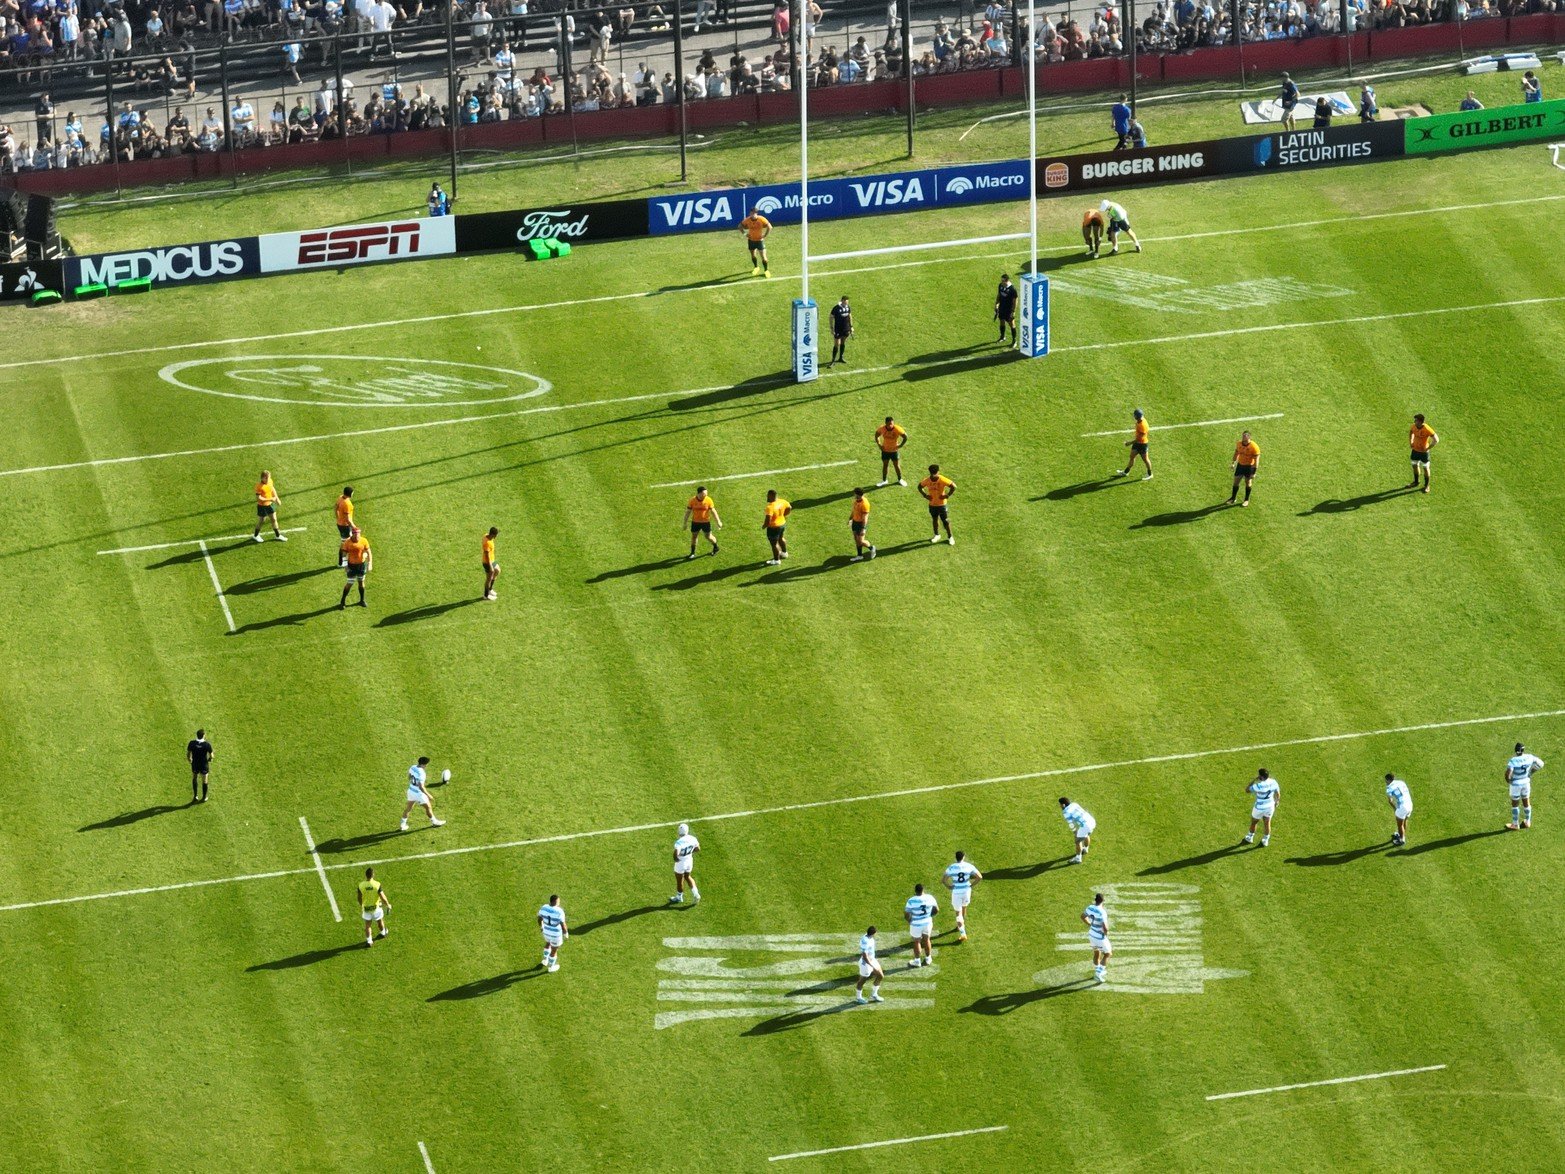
left=441, top=769, right=452, bottom=784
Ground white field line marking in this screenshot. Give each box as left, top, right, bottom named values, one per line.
left=0, top=365, right=895, bottom=482
left=418, top=1141, right=436, bottom=1174
left=3, top=190, right=1559, bottom=380
left=198, top=541, right=236, bottom=634
left=1, top=706, right=1559, bottom=916
left=298, top=816, right=342, bottom=922
left=649, top=459, right=858, bottom=489
left=1055, top=296, right=1565, bottom=355
left=769, top=1125, right=1008, bottom=1162
left=1080, top=413, right=1284, bottom=438
left=808, top=230, right=1028, bottom=263
left=1206, top=1064, right=1446, bottom=1102
left=98, top=527, right=306, bottom=555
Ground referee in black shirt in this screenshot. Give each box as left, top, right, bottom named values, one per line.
left=829, top=295, right=854, bottom=366
left=187, top=729, right=214, bottom=803
left=994, top=274, right=1019, bottom=346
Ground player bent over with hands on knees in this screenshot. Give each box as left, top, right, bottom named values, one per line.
left=1385, top=773, right=1413, bottom=846
left=1060, top=796, right=1095, bottom=863
left=670, top=822, right=701, bottom=903
left=855, top=926, right=884, bottom=1003
left=1100, top=199, right=1141, bottom=255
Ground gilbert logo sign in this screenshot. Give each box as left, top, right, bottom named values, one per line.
left=1405, top=98, right=1565, bottom=154
left=258, top=217, right=456, bottom=273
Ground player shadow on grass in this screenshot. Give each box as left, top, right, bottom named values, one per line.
left=146, top=538, right=253, bottom=569
left=1129, top=502, right=1231, bottom=529
left=246, top=942, right=365, bottom=971
left=1024, top=251, right=1098, bottom=274
left=739, top=541, right=930, bottom=586
left=572, top=904, right=669, bottom=936
left=790, top=489, right=859, bottom=511
left=375, top=599, right=481, bottom=628
left=223, top=566, right=338, bottom=595
left=1138, top=842, right=1254, bottom=875
left=1298, top=486, right=1420, bottom=515
left=906, top=342, right=992, bottom=365
left=958, top=977, right=1096, bottom=1015
left=426, top=968, right=550, bottom=1001
left=983, top=857, right=1077, bottom=881
left=311, top=828, right=418, bottom=854
left=78, top=801, right=194, bottom=831
left=742, top=1000, right=863, bottom=1036
left=651, top=560, right=761, bottom=591
left=902, top=348, right=1023, bottom=383
left=1035, top=476, right=1136, bottom=502
left=1387, top=828, right=1508, bottom=857
left=586, top=555, right=691, bottom=584
left=1285, top=842, right=1395, bottom=867
left=228, top=604, right=343, bottom=635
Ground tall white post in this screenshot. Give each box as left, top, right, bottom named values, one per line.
left=791, top=0, right=819, bottom=382
left=1017, top=6, right=1050, bottom=360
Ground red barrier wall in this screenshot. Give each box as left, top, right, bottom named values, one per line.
left=16, top=16, right=1562, bottom=195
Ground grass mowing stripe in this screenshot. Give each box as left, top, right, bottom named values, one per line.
left=768, top=1125, right=1008, bottom=1161
left=197, top=541, right=236, bottom=634
left=1206, top=1065, right=1447, bottom=1102
left=3, top=706, right=1558, bottom=916
left=5, top=191, right=1562, bottom=379
left=298, top=816, right=342, bottom=922
left=1079, top=413, right=1284, bottom=438
left=649, top=459, right=859, bottom=488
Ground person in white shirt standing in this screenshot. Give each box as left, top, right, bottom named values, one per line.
left=1059, top=797, right=1096, bottom=864
left=1082, top=892, right=1111, bottom=984
left=1384, top=773, right=1412, bottom=846
left=1505, top=742, right=1544, bottom=831
left=854, top=926, right=884, bottom=1003
left=903, top=883, right=939, bottom=968
left=400, top=755, right=447, bottom=831
left=941, top=851, right=983, bottom=942
left=670, top=822, right=701, bottom=904
left=1243, top=767, right=1280, bottom=846
left=537, top=894, right=567, bottom=972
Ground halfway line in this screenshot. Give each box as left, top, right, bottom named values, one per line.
left=99, top=527, right=306, bottom=555
left=1206, top=1064, right=1446, bottom=1102
left=299, top=816, right=342, bottom=922
left=1080, top=413, right=1284, bottom=438
left=3, top=706, right=1560, bottom=914
left=770, top=1125, right=1008, bottom=1162
left=198, top=541, right=236, bottom=634
left=650, top=459, right=858, bottom=489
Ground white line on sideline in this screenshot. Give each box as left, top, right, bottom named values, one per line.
left=769, top=1125, right=1008, bottom=1162
left=1080, top=413, right=1284, bottom=438
left=98, top=527, right=307, bottom=555
left=418, top=1141, right=436, bottom=1173
left=198, top=541, right=236, bottom=634
left=1, top=706, right=1559, bottom=915
left=299, top=817, right=342, bottom=922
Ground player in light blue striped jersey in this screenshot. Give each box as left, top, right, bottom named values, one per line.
left=1242, top=768, right=1280, bottom=847
left=1384, top=774, right=1413, bottom=847
left=1059, top=797, right=1096, bottom=864
left=1081, top=893, right=1111, bottom=984
left=855, top=926, right=884, bottom=1004
left=942, top=851, right=984, bottom=942
left=537, top=894, right=568, bottom=973
left=1505, top=742, right=1544, bottom=831
left=903, top=883, right=940, bottom=968
left=670, top=823, right=701, bottom=904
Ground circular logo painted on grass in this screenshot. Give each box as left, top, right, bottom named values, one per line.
left=157, top=354, right=552, bottom=408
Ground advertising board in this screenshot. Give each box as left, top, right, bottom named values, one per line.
left=455, top=201, right=650, bottom=252
left=1404, top=99, right=1565, bottom=154
left=258, top=217, right=456, bottom=273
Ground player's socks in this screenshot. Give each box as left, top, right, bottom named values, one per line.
left=856, top=993, right=869, bottom=1003
left=871, top=988, right=883, bottom=1002
left=1261, top=835, right=1269, bottom=846
left=868, top=545, right=876, bottom=559
left=690, top=886, right=700, bottom=901
left=1514, top=806, right=1522, bottom=825
left=201, top=786, right=208, bottom=801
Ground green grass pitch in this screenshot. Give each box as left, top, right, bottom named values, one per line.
left=3, top=122, right=1565, bottom=1171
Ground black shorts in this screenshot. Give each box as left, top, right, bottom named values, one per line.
left=928, top=505, right=949, bottom=520
left=1131, top=441, right=1148, bottom=455
left=997, top=307, right=1016, bottom=321
left=765, top=525, right=785, bottom=542
left=482, top=561, right=497, bottom=573
left=190, top=763, right=210, bottom=776
left=257, top=504, right=276, bottom=517
left=1410, top=449, right=1430, bottom=464
left=833, top=330, right=851, bottom=341
left=345, top=563, right=367, bottom=580
left=691, top=521, right=711, bottom=533
left=338, top=523, right=352, bottom=538
left=1109, top=217, right=1130, bottom=233
left=747, top=238, right=766, bottom=253
left=850, top=521, right=866, bottom=534
left=1235, top=464, right=1256, bottom=479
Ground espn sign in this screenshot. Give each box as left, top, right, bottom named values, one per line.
left=259, top=217, right=456, bottom=274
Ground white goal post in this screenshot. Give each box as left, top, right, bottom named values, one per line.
left=790, top=0, right=1048, bottom=382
